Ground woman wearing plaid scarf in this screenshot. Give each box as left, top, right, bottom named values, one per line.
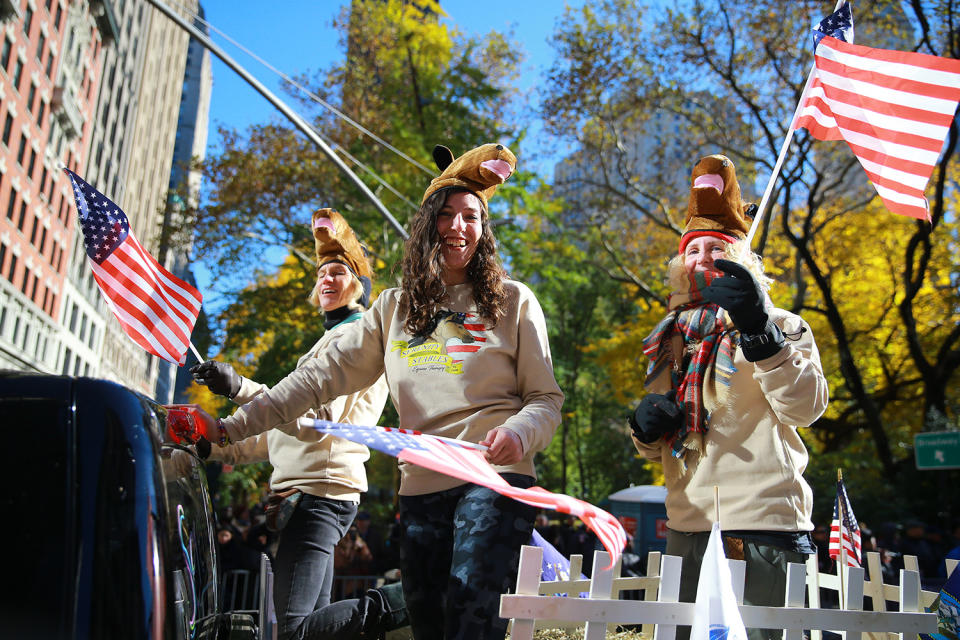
left=630, top=155, right=829, bottom=640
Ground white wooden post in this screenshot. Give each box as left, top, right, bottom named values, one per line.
left=783, top=561, right=808, bottom=640
left=654, top=554, right=683, bottom=640
left=642, top=551, right=663, bottom=637
left=506, top=544, right=542, bottom=640
left=898, top=568, right=921, bottom=640
left=806, top=554, right=823, bottom=640
left=584, top=550, right=615, bottom=640
left=844, top=566, right=866, bottom=640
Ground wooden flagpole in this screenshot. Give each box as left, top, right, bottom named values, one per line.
left=745, top=0, right=848, bottom=246
left=836, top=468, right=848, bottom=610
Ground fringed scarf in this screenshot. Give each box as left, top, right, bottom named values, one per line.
left=641, top=270, right=738, bottom=465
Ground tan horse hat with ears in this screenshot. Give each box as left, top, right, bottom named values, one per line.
left=679, top=154, right=756, bottom=254
left=421, top=143, right=517, bottom=209
left=310, top=207, right=373, bottom=280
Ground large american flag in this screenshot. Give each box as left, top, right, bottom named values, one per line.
left=793, top=10, right=960, bottom=221
left=308, top=419, right=628, bottom=567
left=828, top=477, right=861, bottom=568
left=65, top=169, right=202, bottom=365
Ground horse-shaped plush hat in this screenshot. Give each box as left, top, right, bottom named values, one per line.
left=679, top=154, right=756, bottom=253
left=421, top=143, right=517, bottom=208
left=311, top=207, right=373, bottom=280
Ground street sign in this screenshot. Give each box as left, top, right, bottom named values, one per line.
left=914, top=431, right=960, bottom=470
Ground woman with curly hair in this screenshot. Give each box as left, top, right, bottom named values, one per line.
left=182, top=143, right=564, bottom=640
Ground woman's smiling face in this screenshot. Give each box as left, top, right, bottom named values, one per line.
left=436, top=191, right=483, bottom=285
left=316, top=262, right=353, bottom=311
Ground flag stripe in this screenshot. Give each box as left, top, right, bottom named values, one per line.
left=65, top=168, right=202, bottom=365
left=312, top=420, right=627, bottom=567
left=128, top=233, right=203, bottom=313
left=100, top=241, right=197, bottom=332
left=91, top=257, right=191, bottom=360
left=829, top=478, right=862, bottom=568
left=793, top=36, right=960, bottom=223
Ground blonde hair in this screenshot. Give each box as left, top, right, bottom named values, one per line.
left=307, top=267, right=366, bottom=312
left=666, top=238, right=772, bottom=293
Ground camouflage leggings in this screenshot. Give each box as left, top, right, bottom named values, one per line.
left=398, top=474, right=536, bottom=640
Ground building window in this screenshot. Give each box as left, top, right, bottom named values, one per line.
left=39, top=226, right=46, bottom=254
left=1, top=113, right=11, bottom=146
left=35, top=100, right=45, bottom=128
left=30, top=216, right=38, bottom=244
left=0, top=243, right=5, bottom=273
left=20, top=269, right=29, bottom=294
left=1, top=38, right=11, bottom=71
left=5, top=187, right=15, bottom=219
left=27, top=83, right=36, bottom=112
left=7, top=252, right=17, bottom=282
left=27, top=148, right=36, bottom=179
left=39, top=166, right=47, bottom=194
left=45, top=52, right=53, bottom=78
left=16, top=134, right=26, bottom=165
left=17, top=201, right=27, bottom=231
left=69, top=302, right=77, bottom=332
left=36, top=33, right=45, bottom=62
left=61, top=347, right=71, bottom=375
left=23, top=7, right=33, bottom=37
left=13, top=59, right=23, bottom=91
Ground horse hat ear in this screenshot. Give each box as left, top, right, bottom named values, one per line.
left=433, top=145, right=455, bottom=171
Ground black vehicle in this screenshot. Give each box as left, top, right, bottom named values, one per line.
left=0, top=371, right=266, bottom=639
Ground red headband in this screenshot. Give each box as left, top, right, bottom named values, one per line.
left=678, top=230, right=738, bottom=254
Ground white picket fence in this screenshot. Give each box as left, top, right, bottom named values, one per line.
left=501, top=545, right=950, bottom=640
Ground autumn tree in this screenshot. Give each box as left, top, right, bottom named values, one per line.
left=541, top=0, right=960, bottom=521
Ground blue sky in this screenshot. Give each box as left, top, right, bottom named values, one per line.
left=198, top=0, right=584, bottom=172
left=190, top=0, right=583, bottom=323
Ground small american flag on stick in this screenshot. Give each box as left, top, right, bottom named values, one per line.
left=65, top=168, right=202, bottom=365
left=829, top=474, right=862, bottom=568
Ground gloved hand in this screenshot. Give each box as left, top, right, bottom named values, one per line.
left=189, top=360, right=241, bottom=398
left=628, top=390, right=683, bottom=444
left=165, top=404, right=220, bottom=445
left=194, top=437, right=212, bottom=461
left=703, top=258, right=785, bottom=362
left=702, top=259, right=767, bottom=333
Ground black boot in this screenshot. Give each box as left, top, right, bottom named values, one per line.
left=361, top=581, right=408, bottom=639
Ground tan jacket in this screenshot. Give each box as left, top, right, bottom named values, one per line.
left=633, top=308, right=828, bottom=533
left=221, top=281, right=564, bottom=495
left=209, top=322, right=389, bottom=502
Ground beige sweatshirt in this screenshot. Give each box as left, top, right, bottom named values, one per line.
left=220, top=280, right=564, bottom=495
left=208, top=320, right=389, bottom=502
left=633, top=308, right=828, bottom=533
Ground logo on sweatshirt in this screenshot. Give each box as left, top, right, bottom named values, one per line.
left=390, top=310, right=486, bottom=374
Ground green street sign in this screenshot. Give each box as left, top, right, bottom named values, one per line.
left=914, top=431, right=960, bottom=470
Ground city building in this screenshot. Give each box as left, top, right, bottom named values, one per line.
left=0, top=0, right=115, bottom=372
left=0, top=0, right=209, bottom=403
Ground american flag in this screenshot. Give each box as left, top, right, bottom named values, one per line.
left=829, top=477, right=862, bottom=568
left=793, top=16, right=960, bottom=221
left=308, top=419, right=628, bottom=567
left=811, top=1, right=853, bottom=50
left=65, top=169, right=202, bottom=365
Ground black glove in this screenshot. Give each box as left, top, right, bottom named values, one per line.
left=702, top=259, right=768, bottom=333
left=628, top=390, right=683, bottom=444
left=704, top=259, right=784, bottom=362
left=189, top=360, right=241, bottom=398
left=195, top=437, right=212, bottom=461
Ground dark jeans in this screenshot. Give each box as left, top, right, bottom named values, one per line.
left=398, top=473, right=536, bottom=640
left=275, top=495, right=356, bottom=640
left=667, top=529, right=807, bottom=640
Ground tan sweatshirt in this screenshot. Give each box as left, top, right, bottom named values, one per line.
left=220, top=280, right=564, bottom=495
left=208, top=321, right=389, bottom=502
left=633, top=308, right=828, bottom=533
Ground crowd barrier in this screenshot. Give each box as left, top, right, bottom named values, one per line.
left=501, top=546, right=950, bottom=640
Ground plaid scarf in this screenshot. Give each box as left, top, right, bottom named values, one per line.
left=642, top=270, right=737, bottom=463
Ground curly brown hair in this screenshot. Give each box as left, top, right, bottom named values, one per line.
left=399, top=187, right=507, bottom=338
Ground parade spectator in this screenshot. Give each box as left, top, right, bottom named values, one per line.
left=334, top=525, right=375, bottom=599
left=189, top=209, right=404, bottom=640
left=629, top=155, right=827, bottom=640
left=178, top=143, right=563, bottom=640
left=897, top=519, right=941, bottom=580
left=354, top=511, right=387, bottom=575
